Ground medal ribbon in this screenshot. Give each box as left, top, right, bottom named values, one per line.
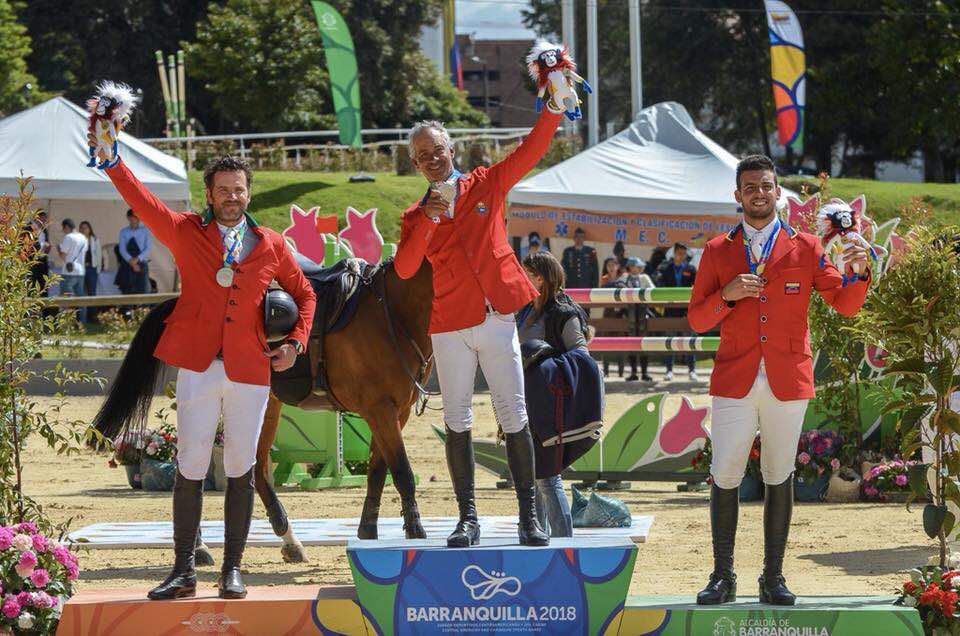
left=742, top=218, right=780, bottom=275
left=222, top=223, right=247, bottom=268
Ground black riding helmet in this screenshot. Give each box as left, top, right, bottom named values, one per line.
left=263, top=289, right=299, bottom=342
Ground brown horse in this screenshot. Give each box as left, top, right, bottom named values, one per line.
left=93, top=257, right=434, bottom=564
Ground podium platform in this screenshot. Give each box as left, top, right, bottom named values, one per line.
left=619, top=595, right=923, bottom=635
left=348, top=537, right=637, bottom=635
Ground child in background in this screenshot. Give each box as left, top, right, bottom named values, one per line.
left=623, top=257, right=654, bottom=382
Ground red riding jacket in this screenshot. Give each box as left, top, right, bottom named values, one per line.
left=105, top=161, right=316, bottom=386
left=689, top=223, right=870, bottom=401
left=395, top=110, right=562, bottom=335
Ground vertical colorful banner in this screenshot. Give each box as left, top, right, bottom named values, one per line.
left=443, top=0, right=463, bottom=89
left=310, top=1, right=363, bottom=148
left=765, top=0, right=806, bottom=153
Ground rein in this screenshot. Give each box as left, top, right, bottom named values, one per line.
left=370, top=264, right=441, bottom=415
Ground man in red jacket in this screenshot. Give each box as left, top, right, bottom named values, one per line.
left=689, top=155, right=872, bottom=606
left=94, top=145, right=316, bottom=600
left=395, top=108, right=563, bottom=548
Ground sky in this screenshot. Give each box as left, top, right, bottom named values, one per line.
left=456, top=0, right=539, bottom=41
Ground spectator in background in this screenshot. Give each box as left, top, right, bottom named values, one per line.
left=645, top=246, right=668, bottom=278
left=527, top=232, right=543, bottom=256
left=79, top=221, right=105, bottom=322
left=58, top=218, right=89, bottom=323
left=599, top=256, right=622, bottom=287
left=116, top=209, right=152, bottom=294
left=613, top=240, right=628, bottom=272
left=29, top=211, right=51, bottom=294
left=623, top=256, right=654, bottom=382
left=561, top=227, right=599, bottom=289
left=656, top=242, right=699, bottom=382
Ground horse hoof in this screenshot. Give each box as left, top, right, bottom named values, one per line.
left=405, top=524, right=427, bottom=540
left=357, top=524, right=378, bottom=540
left=195, top=546, right=216, bottom=567
left=281, top=542, right=307, bottom=564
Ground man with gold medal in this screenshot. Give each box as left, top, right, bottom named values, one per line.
left=687, top=155, right=872, bottom=606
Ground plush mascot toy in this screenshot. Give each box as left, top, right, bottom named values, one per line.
left=86, top=81, right=139, bottom=170
left=526, top=40, right=591, bottom=121
left=817, top=198, right=880, bottom=284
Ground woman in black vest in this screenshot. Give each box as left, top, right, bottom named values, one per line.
left=516, top=251, right=602, bottom=537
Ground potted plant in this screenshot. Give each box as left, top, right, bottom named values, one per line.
left=0, top=521, right=80, bottom=635
left=794, top=429, right=844, bottom=502
left=862, top=459, right=918, bottom=502
left=855, top=222, right=960, bottom=569
left=140, top=419, right=178, bottom=492
left=108, top=431, right=144, bottom=489
left=899, top=567, right=960, bottom=634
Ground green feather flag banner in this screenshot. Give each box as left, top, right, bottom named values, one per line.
left=310, top=1, right=362, bottom=148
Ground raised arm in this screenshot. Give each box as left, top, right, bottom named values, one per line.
left=104, top=160, right=186, bottom=247
left=489, top=110, right=563, bottom=194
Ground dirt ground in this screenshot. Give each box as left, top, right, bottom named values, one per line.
left=23, top=374, right=932, bottom=599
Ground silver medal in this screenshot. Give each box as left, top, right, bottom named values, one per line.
left=216, top=266, right=234, bottom=287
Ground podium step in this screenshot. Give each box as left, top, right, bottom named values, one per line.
left=621, top=595, right=923, bottom=636
left=56, top=585, right=369, bottom=636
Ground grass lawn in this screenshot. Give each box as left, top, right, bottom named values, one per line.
left=785, top=177, right=960, bottom=225
left=187, top=170, right=960, bottom=244
left=189, top=170, right=425, bottom=243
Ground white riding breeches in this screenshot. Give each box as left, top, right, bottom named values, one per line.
left=174, top=360, right=270, bottom=481
left=710, top=367, right=809, bottom=489
left=431, top=311, right=528, bottom=435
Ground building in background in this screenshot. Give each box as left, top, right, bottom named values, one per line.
left=457, top=35, right=537, bottom=127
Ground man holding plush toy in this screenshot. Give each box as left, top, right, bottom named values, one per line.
left=689, top=154, right=873, bottom=606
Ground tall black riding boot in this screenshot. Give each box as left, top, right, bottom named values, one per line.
left=696, top=483, right=739, bottom=605
left=504, top=426, right=549, bottom=546
left=759, top=475, right=796, bottom=605
left=148, top=472, right=203, bottom=600
left=219, top=467, right=255, bottom=599
left=446, top=428, right=481, bottom=547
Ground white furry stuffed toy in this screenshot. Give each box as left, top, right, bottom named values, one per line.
left=526, top=40, right=592, bottom=121
left=817, top=198, right=881, bottom=283
left=86, top=81, right=139, bottom=170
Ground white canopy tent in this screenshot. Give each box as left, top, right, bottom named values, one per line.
left=0, top=97, right=190, bottom=292
left=508, top=101, right=796, bottom=263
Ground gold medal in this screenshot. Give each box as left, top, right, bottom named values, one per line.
left=755, top=263, right=765, bottom=275
left=216, top=266, right=234, bottom=287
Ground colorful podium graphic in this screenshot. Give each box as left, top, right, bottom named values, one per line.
left=347, top=537, right=637, bottom=635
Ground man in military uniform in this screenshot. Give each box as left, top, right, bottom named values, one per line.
left=561, top=227, right=599, bottom=289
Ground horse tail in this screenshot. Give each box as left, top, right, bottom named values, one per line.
left=91, top=298, right=177, bottom=445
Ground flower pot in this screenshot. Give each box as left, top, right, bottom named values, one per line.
left=141, top=457, right=176, bottom=491
left=124, top=463, right=142, bottom=490
left=739, top=474, right=764, bottom=502
left=211, top=446, right=227, bottom=491
left=794, top=473, right=830, bottom=502
left=825, top=470, right=862, bottom=503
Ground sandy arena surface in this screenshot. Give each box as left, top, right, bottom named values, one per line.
left=22, top=375, right=932, bottom=598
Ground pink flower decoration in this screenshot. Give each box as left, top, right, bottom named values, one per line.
left=0, top=528, right=12, bottom=551
left=895, top=474, right=908, bottom=487
left=29, top=569, right=49, bottom=589
left=798, top=452, right=811, bottom=465
left=30, top=592, right=52, bottom=609
left=12, top=534, right=32, bottom=552
left=31, top=534, right=48, bottom=554
left=17, top=551, right=37, bottom=570
left=14, top=593, right=29, bottom=607
left=2, top=596, right=20, bottom=619
left=865, top=486, right=879, bottom=498
left=15, top=523, right=36, bottom=534
left=830, top=458, right=841, bottom=471
left=66, top=564, right=79, bottom=581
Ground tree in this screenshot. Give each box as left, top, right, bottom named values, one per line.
left=187, top=0, right=486, bottom=132
left=0, top=0, right=44, bottom=116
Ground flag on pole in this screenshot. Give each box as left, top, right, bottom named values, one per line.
left=765, top=1, right=805, bottom=153
left=442, top=0, right=463, bottom=89
left=316, top=214, right=339, bottom=235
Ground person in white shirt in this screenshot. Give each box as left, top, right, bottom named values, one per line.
left=58, top=218, right=89, bottom=322
left=79, top=221, right=105, bottom=322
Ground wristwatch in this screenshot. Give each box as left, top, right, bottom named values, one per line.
left=286, top=339, right=304, bottom=355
